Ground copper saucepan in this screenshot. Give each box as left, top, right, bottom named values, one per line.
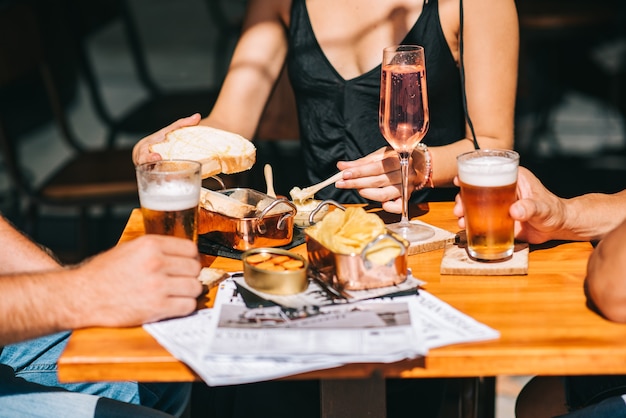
left=199, top=188, right=297, bottom=251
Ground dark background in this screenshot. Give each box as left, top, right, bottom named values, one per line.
left=1, top=0, right=626, bottom=263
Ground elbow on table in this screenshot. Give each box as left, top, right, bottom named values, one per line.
left=583, top=238, right=626, bottom=323
left=597, top=305, right=626, bottom=324
left=586, top=282, right=626, bottom=323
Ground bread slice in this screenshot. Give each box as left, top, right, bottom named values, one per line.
left=197, top=267, right=229, bottom=288
left=150, top=126, right=256, bottom=178
left=200, top=187, right=256, bottom=218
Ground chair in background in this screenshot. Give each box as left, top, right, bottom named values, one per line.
left=0, top=0, right=139, bottom=262
left=64, top=0, right=232, bottom=148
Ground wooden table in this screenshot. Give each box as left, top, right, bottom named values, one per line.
left=59, top=202, right=626, bottom=417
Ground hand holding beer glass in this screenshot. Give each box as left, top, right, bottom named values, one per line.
left=136, top=160, right=202, bottom=243
left=457, top=150, right=519, bottom=261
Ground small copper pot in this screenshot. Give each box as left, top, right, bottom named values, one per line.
left=199, top=188, right=296, bottom=251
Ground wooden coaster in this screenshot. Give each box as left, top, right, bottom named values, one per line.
left=407, top=220, right=457, bottom=255
left=440, top=236, right=529, bottom=275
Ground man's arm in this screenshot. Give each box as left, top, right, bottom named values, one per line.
left=0, top=215, right=61, bottom=273
left=0, top=234, right=203, bottom=346
left=559, top=190, right=626, bottom=242
left=585, top=218, right=626, bottom=323
left=454, top=167, right=626, bottom=244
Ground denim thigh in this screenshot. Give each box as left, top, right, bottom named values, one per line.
left=564, top=375, right=626, bottom=410
left=0, top=364, right=176, bottom=418
left=556, top=394, right=626, bottom=418
left=0, top=332, right=190, bottom=416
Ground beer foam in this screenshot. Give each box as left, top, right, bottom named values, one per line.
left=458, top=156, right=517, bottom=187
left=139, top=181, right=199, bottom=211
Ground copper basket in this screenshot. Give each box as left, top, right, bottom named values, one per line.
left=305, top=231, right=409, bottom=291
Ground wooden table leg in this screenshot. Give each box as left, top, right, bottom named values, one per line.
left=320, top=373, right=386, bottom=418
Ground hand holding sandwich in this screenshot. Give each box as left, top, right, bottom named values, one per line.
left=132, top=113, right=202, bottom=165
left=133, top=113, right=256, bottom=179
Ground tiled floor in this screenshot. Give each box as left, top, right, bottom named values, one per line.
left=2, top=1, right=626, bottom=417
left=496, top=376, right=533, bottom=418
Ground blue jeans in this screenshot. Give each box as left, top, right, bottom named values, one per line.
left=0, top=332, right=190, bottom=417
left=556, top=394, right=626, bottom=417
left=564, top=375, right=626, bottom=410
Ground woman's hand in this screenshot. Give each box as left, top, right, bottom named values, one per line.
left=132, top=113, right=202, bottom=165
left=336, top=146, right=423, bottom=213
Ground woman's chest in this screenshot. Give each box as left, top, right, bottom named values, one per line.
left=304, top=0, right=426, bottom=80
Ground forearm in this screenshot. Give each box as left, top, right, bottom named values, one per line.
left=585, top=218, right=626, bottom=322
left=426, top=0, right=517, bottom=188
left=0, top=216, right=61, bottom=273
left=560, top=190, right=626, bottom=241
left=200, top=0, right=287, bottom=140
left=0, top=269, right=82, bottom=345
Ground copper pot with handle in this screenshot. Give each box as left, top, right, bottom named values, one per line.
left=199, top=188, right=297, bottom=251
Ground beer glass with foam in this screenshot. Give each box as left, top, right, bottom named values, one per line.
left=135, top=160, right=202, bottom=243
left=457, top=150, right=519, bottom=261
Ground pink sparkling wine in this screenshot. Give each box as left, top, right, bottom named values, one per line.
left=379, top=64, right=429, bottom=154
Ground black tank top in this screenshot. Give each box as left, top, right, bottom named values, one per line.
left=287, top=0, right=465, bottom=203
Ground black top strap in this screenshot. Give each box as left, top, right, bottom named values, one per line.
left=459, top=0, right=480, bottom=149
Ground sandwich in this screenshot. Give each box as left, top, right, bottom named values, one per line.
left=149, top=125, right=256, bottom=178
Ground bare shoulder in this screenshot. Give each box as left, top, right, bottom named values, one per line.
left=439, top=0, right=518, bottom=62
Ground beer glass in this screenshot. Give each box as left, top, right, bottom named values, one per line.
left=136, top=160, right=202, bottom=243
left=457, top=150, right=519, bottom=261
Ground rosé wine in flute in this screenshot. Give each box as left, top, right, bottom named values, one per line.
left=379, top=45, right=434, bottom=242
left=379, top=64, right=429, bottom=155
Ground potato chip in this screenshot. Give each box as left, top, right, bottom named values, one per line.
left=364, top=238, right=403, bottom=265
left=306, top=207, right=386, bottom=254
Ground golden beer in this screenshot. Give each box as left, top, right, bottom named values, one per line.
left=141, top=206, right=198, bottom=243
left=459, top=181, right=517, bottom=260
left=457, top=150, right=519, bottom=261
left=136, top=160, right=202, bottom=243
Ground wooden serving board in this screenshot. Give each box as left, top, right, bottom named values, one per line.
left=407, top=220, right=457, bottom=255
left=440, top=235, right=529, bottom=275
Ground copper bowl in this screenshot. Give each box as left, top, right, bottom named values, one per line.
left=305, top=231, right=408, bottom=291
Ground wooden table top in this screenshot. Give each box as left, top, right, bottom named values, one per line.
left=59, top=201, right=625, bottom=384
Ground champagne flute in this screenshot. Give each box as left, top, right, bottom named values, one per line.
left=379, top=45, right=435, bottom=242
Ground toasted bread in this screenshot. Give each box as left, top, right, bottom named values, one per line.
left=150, top=126, right=256, bottom=178
left=197, top=267, right=229, bottom=288
left=200, top=188, right=256, bottom=219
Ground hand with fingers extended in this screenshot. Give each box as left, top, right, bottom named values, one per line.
left=454, top=166, right=626, bottom=244
left=132, top=113, right=202, bottom=166
left=336, top=146, right=420, bottom=214
left=453, top=166, right=568, bottom=244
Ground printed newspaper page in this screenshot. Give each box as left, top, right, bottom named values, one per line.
left=144, top=275, right=499, bottom=386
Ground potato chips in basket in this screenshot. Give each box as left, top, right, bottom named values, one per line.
left=305, top=207, right=409, bottom=290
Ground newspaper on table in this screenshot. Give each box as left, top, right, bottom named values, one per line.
left=144, top=272, right=499, bottom=386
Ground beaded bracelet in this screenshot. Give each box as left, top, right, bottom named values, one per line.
left=414, top=143, right=433, bottom=191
